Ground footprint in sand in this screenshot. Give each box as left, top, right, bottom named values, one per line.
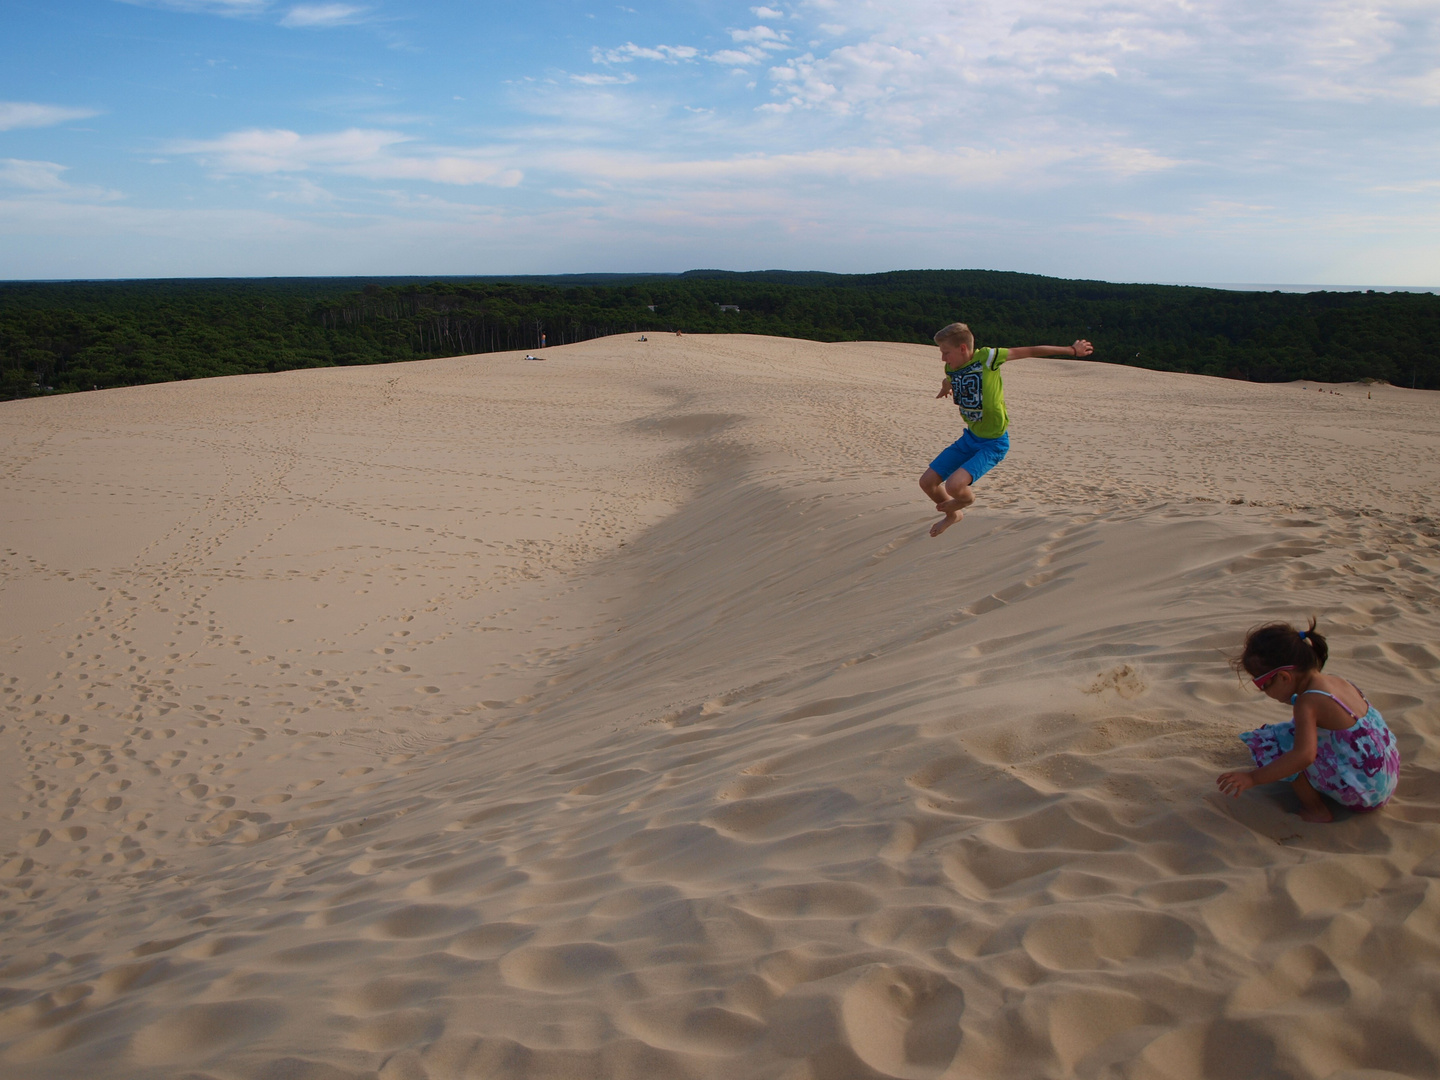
left=499, top=942, right=624, bottom=992
left=130, top=999, right=284, bottom=1065
left=840, top=964, right=965, bottom=1079
left=1021, top=907, right=1196, bottom=969
left=1083, top=664, right=1147, bottom=699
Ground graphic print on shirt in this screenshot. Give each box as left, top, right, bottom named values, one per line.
left=953, top=362, right=984, bottom=424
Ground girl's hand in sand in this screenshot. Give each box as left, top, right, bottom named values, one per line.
left=1217, top=770, right=1256, bottom=797
left=1072, top=339, right=1094, bottom=358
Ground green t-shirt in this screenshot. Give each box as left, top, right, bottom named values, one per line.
left=946, top=346, right=1010, bottom=439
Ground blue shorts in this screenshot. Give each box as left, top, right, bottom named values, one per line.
left=928, top=429, right=1009, bottom=484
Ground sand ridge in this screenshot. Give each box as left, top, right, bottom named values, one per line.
left=1, top=334, right=1438, bottom=1079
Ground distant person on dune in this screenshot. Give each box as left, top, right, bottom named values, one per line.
left=1218, top=619, right=1399, bottom=823
left=921, top=322, right=1093, bottom=536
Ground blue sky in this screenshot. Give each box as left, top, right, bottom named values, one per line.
left=3, top=0, right=1438, bottom=283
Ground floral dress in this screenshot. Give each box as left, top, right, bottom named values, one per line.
left=1239, top=684, right=1400, bottom=810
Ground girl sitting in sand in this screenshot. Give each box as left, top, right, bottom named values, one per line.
left=1217, top=619, right=1400, bottom=822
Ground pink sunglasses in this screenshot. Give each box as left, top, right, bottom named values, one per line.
left=1252, top=664, right=1295, bottom=690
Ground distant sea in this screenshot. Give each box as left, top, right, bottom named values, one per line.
left=1172, top=282, right=1439, bottom=294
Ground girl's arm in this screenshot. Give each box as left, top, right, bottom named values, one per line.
left=1217, top=708, right=1319, bottom=795
left=1250, top=713, right=1319, bottom=784
left=1006, top=340, right=1094, bottom=361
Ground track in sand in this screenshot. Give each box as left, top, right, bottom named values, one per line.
left=2, top=334, right=1439, bottom=1079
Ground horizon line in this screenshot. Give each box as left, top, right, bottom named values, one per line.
left=1, top=271, right=1437, bottom=295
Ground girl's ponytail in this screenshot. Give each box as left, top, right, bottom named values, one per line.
left=1233, top=617, right=1327, bottom=678
left=1297, top=616, right=1328, bottom=669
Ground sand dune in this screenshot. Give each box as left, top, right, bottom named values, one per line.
left=2, top=334, right=1438, bottom=1079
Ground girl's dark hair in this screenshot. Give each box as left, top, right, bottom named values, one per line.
left=1231, top=617, right=1328, bottom=678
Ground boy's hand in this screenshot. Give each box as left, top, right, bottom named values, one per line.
left=1073, top=339, right=1094, bottom=358
left=1216, top=770, right=1256, bottom=798
left=936, top=378, right=951, bottom=399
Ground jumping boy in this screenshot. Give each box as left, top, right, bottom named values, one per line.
left=922, top=323, right=1093, bottom=537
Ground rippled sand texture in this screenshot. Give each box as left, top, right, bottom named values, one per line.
left=2, top=335, right=1439, bottom=1080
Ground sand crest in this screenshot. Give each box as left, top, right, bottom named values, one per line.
left=2, top=334, right=1438, bottom=1079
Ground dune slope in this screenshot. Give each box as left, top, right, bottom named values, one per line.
left=2, top=334, right=1439, bottom=1080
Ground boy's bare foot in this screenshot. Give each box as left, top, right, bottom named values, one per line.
left=930, top=511, right=961, bottom=537
left=935, top=495, right=966, bottom=514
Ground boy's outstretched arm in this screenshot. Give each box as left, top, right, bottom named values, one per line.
left=1006, top=339, right=1093, bottom=361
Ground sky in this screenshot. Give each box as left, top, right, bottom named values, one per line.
left=2, top=0, right=1438, bottom=284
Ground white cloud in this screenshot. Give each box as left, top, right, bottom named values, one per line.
left=766, top=40, right=934, bottom=116
left=13, top=0, right=1437, bottom=285
left=763, top=0, right=1440, bottom=114
left=3, top=148, right=1436, bottom=285
left=264, top=177, right=337, bottom=203
left=710, top=25, right=792, bottom=65
left=1399, top=68, right=1440, bottom=107
left=730, top=25, right=788, bottom=47
left=0, top=159, right=70, bottom=190
left=365, top=156, right=522, bottom=185
left=710, top=49, right=765, bottom=66
left=280, top=3, right=367, bottom=27
left=0, top=158, right=124, bottom=203
left=536, top=142, right=1170, bottom=189
left=589, top=24, right=791, bottom=69
left=570, top=72, right=638, bottom=86
left=0, top=102, right=101, bottom=131
left=168, top=127, right=523, bottom=186
left=592, top=42, right=699, bottom=64
left=1371, top=178, right=1440, bottom=194
left=114, top=0, right=271, bottom=14
left=170, top=128, right=407, bottom=173
left=1092, top=146, right=1185, bottom=176
left=1105, top=200, right=1281, bottom=237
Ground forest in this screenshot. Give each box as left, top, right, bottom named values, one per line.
left=2, top=270, right=1437, bottom=400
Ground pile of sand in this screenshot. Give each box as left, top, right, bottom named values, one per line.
left=1, top=334, right=1438, bottom=1079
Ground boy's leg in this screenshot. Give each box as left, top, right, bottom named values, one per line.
left=919, top=468, right=949, bottom=507
left=929, top=467, right=973, bottom=537
left=930, top=432, right=1007, bottom=537
left=936, top=469, right=976, bottom=514
left=922, top=433, right=972, bottom=508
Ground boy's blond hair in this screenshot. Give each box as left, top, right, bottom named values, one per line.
left=933, top=322, right=973, bottom=349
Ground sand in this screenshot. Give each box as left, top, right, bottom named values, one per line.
left=1, top=334, right=1438, bottom=1080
